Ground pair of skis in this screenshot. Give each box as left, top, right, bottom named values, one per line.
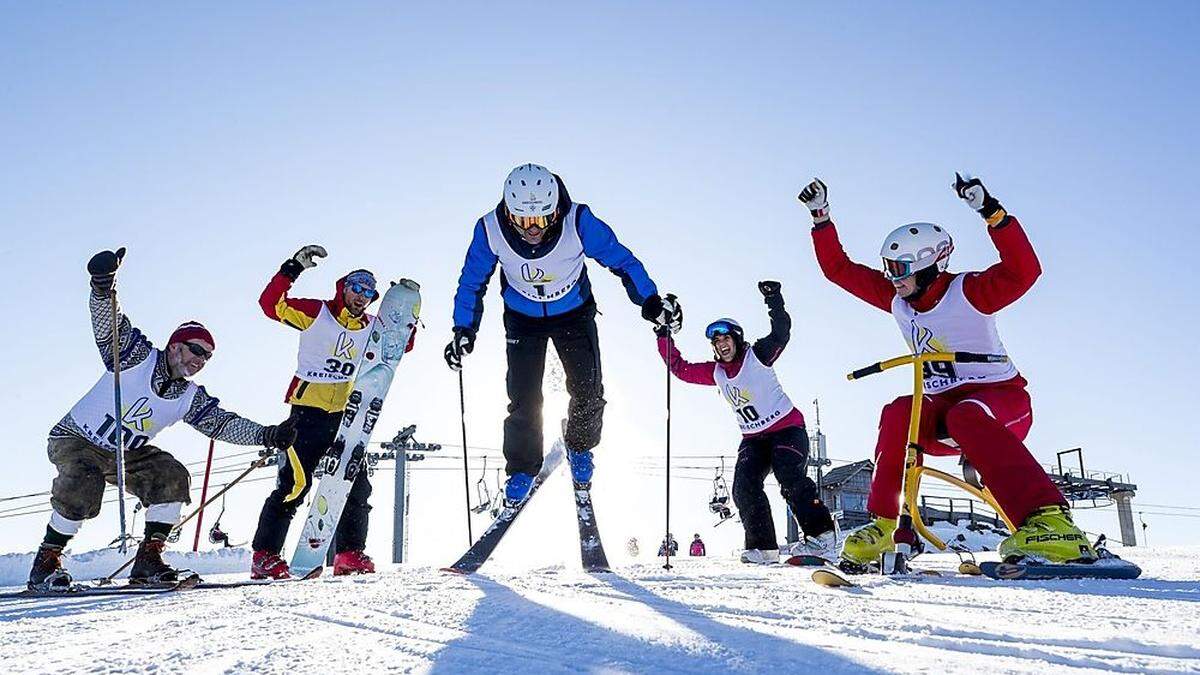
left=811, top=556, right=1142, bottom=588
left=3, top=567, right=326, bottom=601
left=443, top=439, right=610, bottom=575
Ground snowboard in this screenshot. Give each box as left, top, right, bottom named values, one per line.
left=980, top=558, right=1142, bottom=581
left=289, top=279, right=421, bottom=577
left=443, top=441, right=565, bottom=575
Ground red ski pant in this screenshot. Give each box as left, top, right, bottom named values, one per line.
left=865, top=380, right=1065, bottom=528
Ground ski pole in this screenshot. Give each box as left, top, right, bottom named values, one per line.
left=458, top=369, right=474, bottom=545
left=98, top=451, right=276, bottom=585
left=109, top=286, right=129, bottom=554
left=663, top=334, right=673, bottom=571
left=192, top=438, right=216, bottom=552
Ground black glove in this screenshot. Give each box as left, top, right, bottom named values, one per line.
left=954, top=172, right=1005, bottom=223
left=444, top=327, right=476, bottom=371
left=757, top=280, right=781, bottom=298
left=262, top=416, right=298, bottom=450
left=87, top=247, right=126, bottom=293
left=641, top=293, right=683, bottom=334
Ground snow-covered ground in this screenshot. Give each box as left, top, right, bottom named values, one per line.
left=2, top=546, right=1197, bottom=674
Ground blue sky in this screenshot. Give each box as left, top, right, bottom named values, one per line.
left=1, top=2, right=1197, bottom=557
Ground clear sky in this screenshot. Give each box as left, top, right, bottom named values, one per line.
left=1, top=2, right=1198, bottom=560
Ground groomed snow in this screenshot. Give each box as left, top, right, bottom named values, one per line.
left=2, top=546, right=1197, bottom=673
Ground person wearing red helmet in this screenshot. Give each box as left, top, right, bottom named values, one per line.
left=801, top=173, right=1092, bottom=568
left=28, top=248, right=297, bottom=591
left=656, top=282, right=837, bottom=564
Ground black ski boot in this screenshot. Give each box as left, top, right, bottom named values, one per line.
left=129, top=538, right=183, bottom=586
left=27, top=545, right=73, bottom=591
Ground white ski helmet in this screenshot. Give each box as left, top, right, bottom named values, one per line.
left=503, top=163, right=559, bottom=218
left=879, top=222, right=954, bottom=281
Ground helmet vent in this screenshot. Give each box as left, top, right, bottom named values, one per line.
left=890, top=243, right=899, bottom=250
left=909, top=227, right=919, bottom=235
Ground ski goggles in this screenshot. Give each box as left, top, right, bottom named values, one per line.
left=184, top=341, right=213, bottom=359
left=705, top=320, right=738, bottom=340
left=511, top=214, right=553, bottom=233
left=882, top=257, right=917, bottom=282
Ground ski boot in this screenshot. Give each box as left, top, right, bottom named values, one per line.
left=27, top=545, right=73, bottom=591
left=740, top=548, right=780, bottom=565
left=251, top=550, right=292, bottom=580
left=567, top=448, right=594, bottom=485
left=998, top=506, right=1097, bottom=564
left=839, top=517, right=897, bottom=571
left=333, top=550, right=376, bottom=576
left=129, top=538, right=185, bottom=586
left=504, top=472, right=535, bottom=507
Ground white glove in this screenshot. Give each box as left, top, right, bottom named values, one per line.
left=798, top=178, right=829, bottom=221
left=953, top=172, right=986, bottom=211
left=292, top=244, right=328, bottom=270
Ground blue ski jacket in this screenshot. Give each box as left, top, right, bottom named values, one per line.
left=451, top=201, right=658, bottom=331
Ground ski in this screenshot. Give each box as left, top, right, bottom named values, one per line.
left=290, top=280, right=421, bottom=578
left=573, top=481, right=610, bottom=573
left=196, top=565, right=324, bottom=589
left=980, top=558, right=1142, bottom=581
left=1, top=573, right=201, bottom=600
left=443, top=442, right=565, bottom=575
left=811, top=568, right=858, bottom=588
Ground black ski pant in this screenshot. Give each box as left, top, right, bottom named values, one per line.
left=252, top=405, right=372, bottom=555
left=503, top=303, right=604, bottom=476
left=733, top=425, right=834, bottom=550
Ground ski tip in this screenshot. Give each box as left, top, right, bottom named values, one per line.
left=303, top=566, right=324, bottom=580
left=440, top=566, right=471, bottom=576
left=811, top=568, right=858, bottom=588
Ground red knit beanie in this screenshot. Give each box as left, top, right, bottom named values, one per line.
left=167, top=321, right=215, bottom=350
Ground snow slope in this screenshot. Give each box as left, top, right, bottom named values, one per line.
left=2, top=547, right=1197, bottom=674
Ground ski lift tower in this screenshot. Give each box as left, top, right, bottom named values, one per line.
left=375, top=425, right=441, bottom=564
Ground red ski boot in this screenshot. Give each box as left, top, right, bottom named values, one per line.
left=251, top=550, right=292, bottom=580
left=333, top=550, right=376, bottom=576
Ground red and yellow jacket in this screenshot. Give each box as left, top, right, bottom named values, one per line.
left=260, top=268, right=374, bottom=413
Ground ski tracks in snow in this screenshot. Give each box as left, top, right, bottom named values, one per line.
left=0, top=550, right=1197, bottom=673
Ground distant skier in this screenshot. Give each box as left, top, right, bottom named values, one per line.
left=250, top=245, right=413, bottom=579
left=658, top=534, right=679, bottom=557
left=800, top=173, right=1094, bottom=567
left=446, top=163, right=682, bottom=504
left=689, top=534, right=706, bottom=557
left=657, top=282, right=837, bottom=564
left=28, top=249, right=297, bottom=591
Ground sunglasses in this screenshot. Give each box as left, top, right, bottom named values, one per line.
left=347, top=282, right=378, bottom=300
left=184, top=342, right=213, bottom=359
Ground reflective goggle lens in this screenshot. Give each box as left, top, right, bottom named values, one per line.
left=705, top=322, right=735, bottom=340
left=349, top=283, right=379, bottom=300
left=882, top=258, right=914, bottom=282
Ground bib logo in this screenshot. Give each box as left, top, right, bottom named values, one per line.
left=723, top=385, right=751, bottom=408
left=123, top=397, right=153, bottom=433
left=333, top=332, right=356, bottom=361
left=910, top=320, right=957, bottom=382
left=909, top=321, right=947, bottom=354
left=521, top=263, right=548, bottom=285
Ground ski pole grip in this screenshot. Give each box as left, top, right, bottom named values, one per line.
left=953, top=352, right=1009, bottom=364
left=848, top=362, right=884, bottom=380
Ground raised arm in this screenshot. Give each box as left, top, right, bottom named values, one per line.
left=799, top=179, right=896, bottom=312
left=86, top=248, right=153, bottom=371
left=750, top=281, right=791, bottom=366
left=259, top=245, right=328, bottom=331
left=952, top=173, right=1042, bottom=314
